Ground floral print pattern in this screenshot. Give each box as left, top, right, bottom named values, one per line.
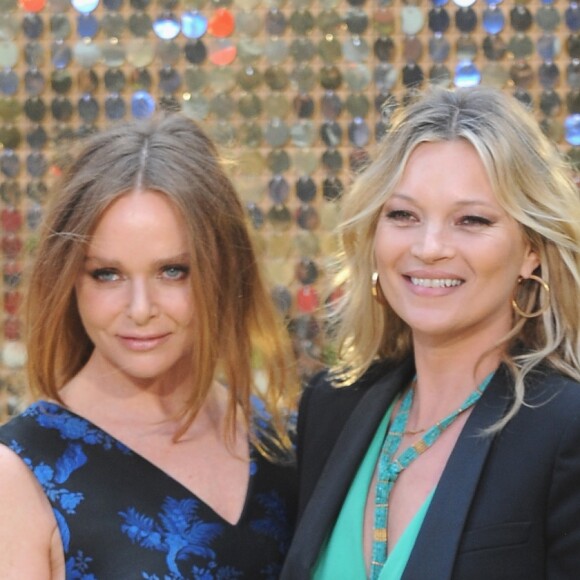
left=0, top=401, right=297, bottom=579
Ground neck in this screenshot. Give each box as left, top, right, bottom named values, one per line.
left=59, top=353, right=210, bottom=434
left=406, top=341, right=502, bottom=430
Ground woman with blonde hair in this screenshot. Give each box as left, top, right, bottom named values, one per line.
left=282, top=86, right=580, bottom=579
left=0, top=114, right=298, bottom=578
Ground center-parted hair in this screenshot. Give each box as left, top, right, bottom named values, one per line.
left=26, top=114, right=298, bottom=459
left=331, top=86, right=580, bottom=426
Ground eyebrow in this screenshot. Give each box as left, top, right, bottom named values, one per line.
left=84, top=253, right=191, bottom=268
left=388, top=192, right=498, bottom=209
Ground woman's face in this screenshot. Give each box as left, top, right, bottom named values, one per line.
left=75, top=190, right=196, bottom=384
left=373, top=140, right=539, bottom=348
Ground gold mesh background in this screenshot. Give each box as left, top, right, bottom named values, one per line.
left=1, top=0, right=579, bottom=421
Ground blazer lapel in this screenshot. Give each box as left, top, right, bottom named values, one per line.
left=403, top=367, right=512, bottom=580
left=282, top=359, right=415, bottom=579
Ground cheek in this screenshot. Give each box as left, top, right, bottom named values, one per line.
left=374, top=231, right=404, bottom=271
left=483, top=237, right=528, bottom=278
left=166, top=289, right=196, bottom=325
left=74, top=284, right=93, bottom=322
left=373, top=227, right=390, bottom=263
left=75, top=286, right=121, bottom=328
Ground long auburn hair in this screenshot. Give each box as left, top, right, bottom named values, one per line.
left=26, top=114, right=298, bottom=459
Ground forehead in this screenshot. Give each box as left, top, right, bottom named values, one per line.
left=395, top=140, right=497, bottom=203
left=403, top=140, right=483, bottom=171
left=87, top=191, right=189, bottom=254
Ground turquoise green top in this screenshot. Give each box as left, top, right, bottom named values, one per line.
left=313, top=402, right=435, bottom=580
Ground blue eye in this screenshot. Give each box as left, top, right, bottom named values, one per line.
left=90, top=268, right=120, bottom=282
left=162, top=265, right=190, bottom=280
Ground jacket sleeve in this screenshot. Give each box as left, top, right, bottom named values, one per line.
left=546, top=408, right=580, bottom=578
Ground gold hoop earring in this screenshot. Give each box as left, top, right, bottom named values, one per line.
left=511, top=275, right=550, bottom=318
left=371, top=272, right=388, bottom=306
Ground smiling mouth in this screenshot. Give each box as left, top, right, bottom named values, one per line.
left=409, top=277, right=464, bottom=288
left=118, top=334, right=170, bottom=350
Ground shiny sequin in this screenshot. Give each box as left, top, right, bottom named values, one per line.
left=182, top=10, right=207, bottom=38
left=482, top=6, right=504, bottom=33
left=71, top=0, right=99, bottom=13
left=208, top=8, right=235, bottom=37
left=131, top=90, right=156, bottom=118
left=153, top=13, right=181, bottom=39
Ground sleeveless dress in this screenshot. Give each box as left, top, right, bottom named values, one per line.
left=0, top=400, right=297, bottom=580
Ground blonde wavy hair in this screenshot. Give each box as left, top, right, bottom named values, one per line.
left=331, top=86, right=580, bottom=428
left=25, top=114, right=298, bottom=460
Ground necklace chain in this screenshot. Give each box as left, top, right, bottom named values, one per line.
left=370, top=372, right=495, bottom=580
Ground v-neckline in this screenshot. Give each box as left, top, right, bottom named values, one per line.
left=35, top=400, right=255, bottom=527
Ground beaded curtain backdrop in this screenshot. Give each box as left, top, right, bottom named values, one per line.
left=0, top=0, right=579, bottom=421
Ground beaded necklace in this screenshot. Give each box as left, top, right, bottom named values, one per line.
left=370, top=372, right=494, bottom=580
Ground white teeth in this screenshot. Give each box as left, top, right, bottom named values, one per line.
left=410, top=277, right=462, bottom=288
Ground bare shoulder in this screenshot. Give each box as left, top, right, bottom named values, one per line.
left=0, top=444, right=64, bottom=579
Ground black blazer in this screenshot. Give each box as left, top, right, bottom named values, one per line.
left=281, top=359, right=580, bottom=580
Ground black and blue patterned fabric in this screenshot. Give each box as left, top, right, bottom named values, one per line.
left=0, top=401, right=297, bottom=580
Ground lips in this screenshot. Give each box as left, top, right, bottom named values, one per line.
left=117, top=333, right=170, bottom=351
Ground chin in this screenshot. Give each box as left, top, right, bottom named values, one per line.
left=402, top=314, right=451, bottom=332
left=405, top=320, right=463, bottom=341
left=116, top=362, right=176, bottom=382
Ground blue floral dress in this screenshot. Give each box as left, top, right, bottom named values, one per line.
left=0, top=401, right=297, bottom=579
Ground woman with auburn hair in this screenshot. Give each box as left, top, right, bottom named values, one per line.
left=0, top=114, right=299, bottom=578
left=282, top=86, right=580, bottom=579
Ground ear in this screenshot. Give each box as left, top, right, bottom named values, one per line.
left=519, top=243, right=541, bottom=279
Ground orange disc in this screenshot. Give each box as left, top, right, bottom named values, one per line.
left=208, top=8, right=235, bottom=37
left=20, top=0, right=46, bottom=12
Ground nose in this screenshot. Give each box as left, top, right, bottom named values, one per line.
left=127, top=279, right=158, bottom=324
left=411, top=223, right=455, bottom=263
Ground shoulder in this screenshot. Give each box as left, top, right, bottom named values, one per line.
left=524, top=368, right=580, bottom=423
left=297, top=359, right=405, bottom=443
left=301, top=359, right=401, bottom=407
left=0, top=442, right=40, bottom=491
left=0, top=444, right=59, bottom=578
left=496, top=368, right=580, bottom=453
left=0, top=402, right=63, bottom=501
left=0, top=405, right=33, bottom=444
left=0, top=401, right=64, bottom=453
